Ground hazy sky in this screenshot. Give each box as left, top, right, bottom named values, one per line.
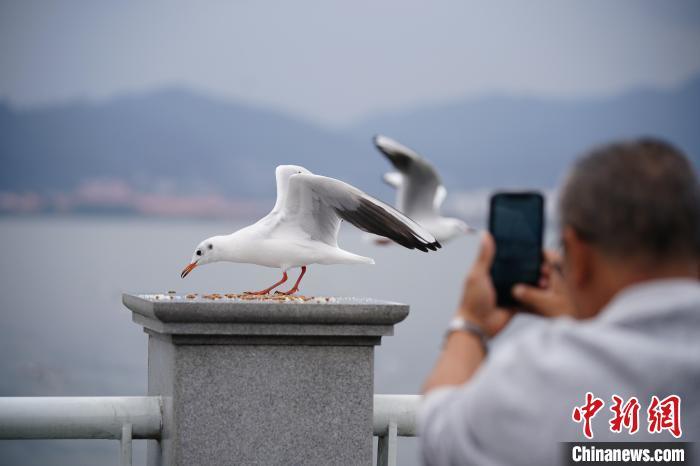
left=1, top=0, right=699, bottom=126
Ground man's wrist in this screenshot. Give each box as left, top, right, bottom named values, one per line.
left=457, top=307, right=490, bottom=334
left=445, top=316, right=489, bottom=354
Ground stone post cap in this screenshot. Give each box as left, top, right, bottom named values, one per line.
left=122, top=293, right=409, bottom=345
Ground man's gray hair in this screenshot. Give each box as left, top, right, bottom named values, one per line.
left=559, top=138, right=700, bottom=262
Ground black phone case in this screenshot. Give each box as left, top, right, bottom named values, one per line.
left=488, top=192, right=544, bottom=308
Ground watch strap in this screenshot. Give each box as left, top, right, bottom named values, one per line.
left=445, top=317, right=489, bottom=355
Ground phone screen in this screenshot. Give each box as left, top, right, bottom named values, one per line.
left=488, top=192, right=544, bottom=307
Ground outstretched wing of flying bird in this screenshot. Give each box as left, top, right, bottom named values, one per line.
left=271, top=173, right=441, bottom=252
left=374, top=135, right=446, bottom=220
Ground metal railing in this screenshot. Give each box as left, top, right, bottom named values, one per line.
left=0, top=397, right=163, bottom=466
left=374, top=394, right=421, bottom=466
left=0, top=394, right=420, bottom=466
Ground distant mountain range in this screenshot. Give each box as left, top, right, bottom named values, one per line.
left=1, top=76, right=698, bottom=217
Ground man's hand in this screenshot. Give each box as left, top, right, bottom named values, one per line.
left=422, top=232, right=510, bottom=393
left=423, top=233, right=577, bottom=394
left=457, top=232, right=514, bottom=337
left=512, top=250, right=577, bottom=317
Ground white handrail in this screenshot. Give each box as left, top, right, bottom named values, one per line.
left=373, top=394, right=421, bottom=466
left=373, top=394, right=421, bottom=436
left=0, top=394, right=420, bottom=466
left=0, top=395, right=419, bottom=439
left=0, top=396, right=162, bottom=440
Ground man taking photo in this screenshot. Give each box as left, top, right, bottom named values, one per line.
left=420, top=138, right=700, bottom=465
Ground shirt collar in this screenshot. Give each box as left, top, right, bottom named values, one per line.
left=597, top=278, right=700, bottom=324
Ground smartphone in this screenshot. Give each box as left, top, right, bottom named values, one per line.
left=488, top=191, right=544, bottom=307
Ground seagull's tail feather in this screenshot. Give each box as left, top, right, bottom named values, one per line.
left=320, top=248, right=375, bottom=266
left=358, top=256, right=376, bottom=265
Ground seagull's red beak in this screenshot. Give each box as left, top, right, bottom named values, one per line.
left=180, top=262, right=198, bottom=279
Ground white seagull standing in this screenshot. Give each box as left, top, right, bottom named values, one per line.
left=373, top=135, right=474, bottom=244
left=181, top=165, right=440, bottom=295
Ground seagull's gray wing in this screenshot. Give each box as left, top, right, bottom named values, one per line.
left=374, top=134, right=445, bottom=220
left=269, top=164, right=312, bottom=214
left=382, top=171, right=403, bottom=189
left=272, top=173, right=441, bottom=252
left=382, top=171, right=404, bottom=211
left=434, top=185, right=447, bottom=210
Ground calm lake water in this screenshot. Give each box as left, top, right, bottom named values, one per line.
left=0, top=216, right=545, bottom=465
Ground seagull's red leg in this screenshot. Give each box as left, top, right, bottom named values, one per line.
left=276, top=266, right=307, bottom=295
left=245, top=272, right=288, bottom=295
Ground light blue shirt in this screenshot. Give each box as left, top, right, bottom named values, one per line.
left=419, top=279, right=700, bottom=466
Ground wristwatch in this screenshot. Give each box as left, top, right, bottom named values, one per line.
left=445, top=317, right=489, bottom=355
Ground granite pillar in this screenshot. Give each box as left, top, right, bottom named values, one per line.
left=122, top=294, right=409, bottom=466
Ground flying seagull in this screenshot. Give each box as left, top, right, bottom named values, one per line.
left=181, top=165, right=440, bottom=295
left=373, top=135, right=474, bottom=244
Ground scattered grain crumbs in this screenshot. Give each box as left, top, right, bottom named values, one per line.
left=175, top=292, right=327, bottom=303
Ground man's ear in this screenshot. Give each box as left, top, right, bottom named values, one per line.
left=563, top=226, right=593, bottom=288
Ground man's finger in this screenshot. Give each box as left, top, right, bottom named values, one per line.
left=512, top=284, right=558, bottom=317
left=543, top=250, right=563, bottom=271
left=543, top=249, right=562, bottom=263
left=474, top=232, right=496, bottom=270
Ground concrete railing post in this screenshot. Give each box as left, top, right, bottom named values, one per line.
left=122, top=294, right=408, bottom=466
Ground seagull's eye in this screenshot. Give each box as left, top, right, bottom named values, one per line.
left=196, top=250, right=202, bottom=256
left=208, top=244, right=213, bottom=250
